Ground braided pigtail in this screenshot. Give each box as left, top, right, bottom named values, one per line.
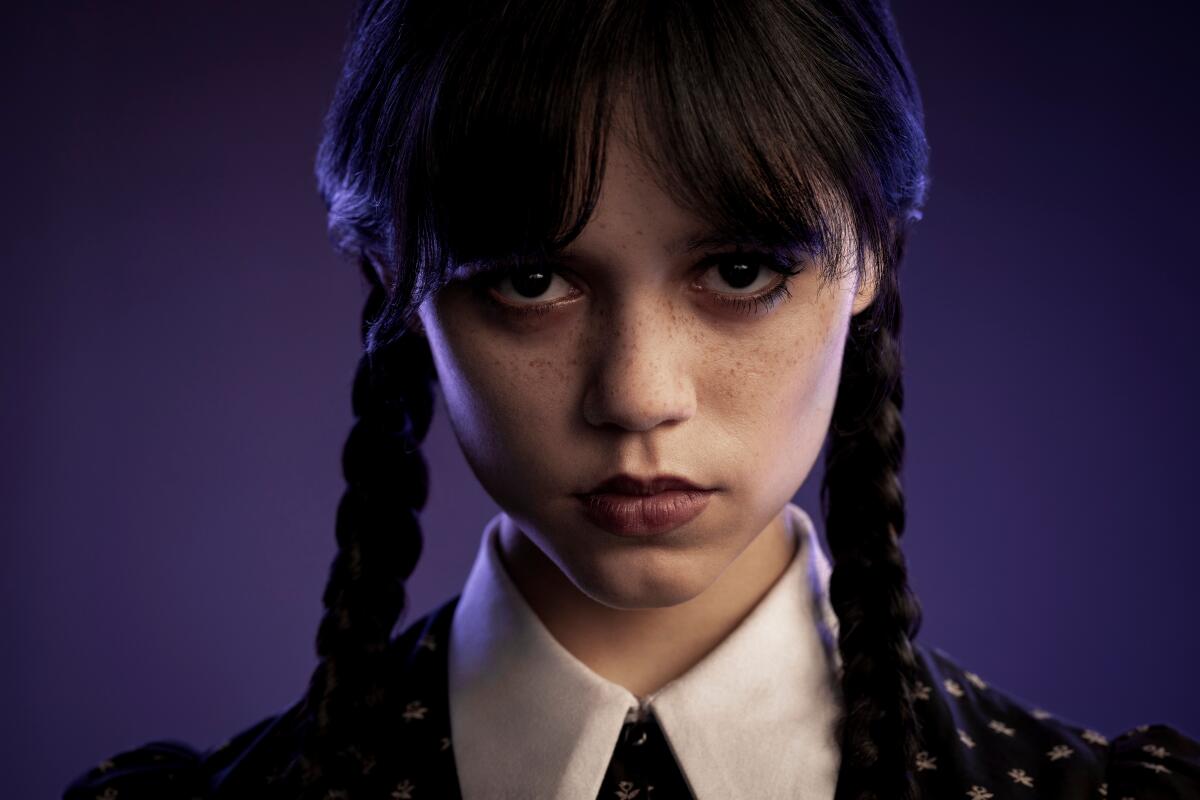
left=279, top=259, right=436, bottom=799
left=823, top=255, right=925, bottom=800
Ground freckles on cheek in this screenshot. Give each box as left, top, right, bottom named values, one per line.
left=447, top=339, right=585, bottom=508
left=735, top=331, right=841, bottom=456
left=452, top=334, right=573, bottom=436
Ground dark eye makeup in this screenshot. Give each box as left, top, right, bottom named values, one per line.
left=459, top=248, right=808, bottom=319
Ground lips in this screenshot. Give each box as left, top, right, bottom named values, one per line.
left=584, top=472, right=709, bottom=496
left=574, top=472, right=716, bottom=536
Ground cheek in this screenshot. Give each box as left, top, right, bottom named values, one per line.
left=710, top=306, right=848, bottom=495
left=779, top=321, right=846, bottom=435
left=423, top=299, right=574, bottom=498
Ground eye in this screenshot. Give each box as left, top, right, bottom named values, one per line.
left=464, top=248, right=805, bottom=318
left=696, top=250, right=806, bottom=315
left=698, top=255, right=782, bottom=294
left=470, top=263, right=579, bottom=312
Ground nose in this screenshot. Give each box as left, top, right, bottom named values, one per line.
left=581, top=296, right=697, bottom=432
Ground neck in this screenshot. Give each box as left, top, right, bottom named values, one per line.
left=496, top=508, right=798, bottom=699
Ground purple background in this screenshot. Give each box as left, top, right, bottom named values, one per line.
left=5, top=2, right=1197, bottom=796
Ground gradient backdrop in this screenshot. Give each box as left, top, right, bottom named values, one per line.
left=4, top=2, right=1198, bottom=797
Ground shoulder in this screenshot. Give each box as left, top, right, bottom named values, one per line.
left=61, top=699, right=305, bottom=800
left=61, top=596, right=462, bottom=800
left=1106, top=723, right=1200, bottom=798
left=909, top=641, right=1200, bottom=798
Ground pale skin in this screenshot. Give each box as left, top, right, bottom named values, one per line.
left=406, top=128, right=878, bottom=698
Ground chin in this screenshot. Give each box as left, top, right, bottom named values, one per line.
left=565, top=549, right=716, bottom=610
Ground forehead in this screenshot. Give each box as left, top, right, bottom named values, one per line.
left=565, top=134, right=714, bottom=258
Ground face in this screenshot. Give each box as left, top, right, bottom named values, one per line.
left=414, top=131, right=878, bottom=610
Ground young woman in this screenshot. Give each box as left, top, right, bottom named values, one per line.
left=63, top=0, right=1199, bottom=798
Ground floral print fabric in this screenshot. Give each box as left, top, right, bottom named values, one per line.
left=63, top=594, right=1200, bottom=799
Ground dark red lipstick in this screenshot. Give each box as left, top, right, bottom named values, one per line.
left=575, top=473, right=716, bottom=536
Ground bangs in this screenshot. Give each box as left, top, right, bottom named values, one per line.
left=320, top=0, right=927, bottom=349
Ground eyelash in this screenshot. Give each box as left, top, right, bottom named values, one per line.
left=465, top=250, right=805, bottom=319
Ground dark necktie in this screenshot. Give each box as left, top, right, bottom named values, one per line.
left=595, top=704, right=696, bottom=800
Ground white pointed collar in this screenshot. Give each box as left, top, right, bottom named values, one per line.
left=447, top=501, right=843, bottom=800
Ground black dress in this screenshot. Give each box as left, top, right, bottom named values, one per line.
left=62, top=595, right=1200, bottom=799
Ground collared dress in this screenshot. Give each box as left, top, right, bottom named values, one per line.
left=63, top=504, right=1200, bottom=799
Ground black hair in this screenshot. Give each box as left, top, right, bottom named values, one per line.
left=291, top=0, right=931, bottom=797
